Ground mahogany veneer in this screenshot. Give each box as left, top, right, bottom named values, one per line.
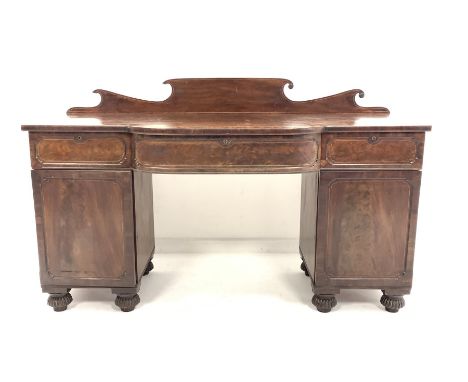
left=134, top=134, right=320, bottom=173
left=29, top=132, right=132, bottom=169
left=22, top=78, right=430, bottom=312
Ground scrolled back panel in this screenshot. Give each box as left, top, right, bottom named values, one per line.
left=67, top=78, right=389, bottom=115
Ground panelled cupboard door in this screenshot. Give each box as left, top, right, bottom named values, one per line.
left=31, top=170, right=137, bottom=288
left=314, top=170, right=421, bottom=290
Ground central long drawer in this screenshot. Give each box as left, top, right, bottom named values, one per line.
left=134, top=134, right=320, bottom=173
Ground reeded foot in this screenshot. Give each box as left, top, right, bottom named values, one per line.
left=47, top=292, right=73, bottom=312
left=380, top=293, right=405, bottom=313
left=312, top=294, right=337, bottom=313
left=115, top=293, right=140, bottom=312
left=143, top=260, right=154, bottom=276
left=300, top=261, right=310, bottom=277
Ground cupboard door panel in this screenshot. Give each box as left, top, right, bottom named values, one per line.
left=315, top=170, right=421, bottom=289
left=32, top=170, right=136, bottom=287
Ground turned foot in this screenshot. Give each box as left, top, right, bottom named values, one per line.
left=115, top=293, right=140, bottom=312
left=47, top=292, right=73, bottom=312
left=300, top=261, right=310, bottom=277
left=312, top=294, right=337, bottom=313
left=380, top=293, right=405, bottom=313
left=143, top=260, right=154, bottom=276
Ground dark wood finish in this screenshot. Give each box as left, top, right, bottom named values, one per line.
left=111, top=285, right=140, bottom=295
left=31, top=170, right=137, bottom=288
left=314, top=170, right=421, bottom=291
left=134, top=171, right=155, bottom=279
left=312, top=294, right=337, bottom=313
left=47, top=292, right=73, bottom=312
left=67, top=79, right=389, bottom=115
left=22, top=113, right=431, bottom=136
left=22, top=79, right=430, bottom=312
left=22, top=80, right=430, bottom=136
left=114, top=293, right=140, bottom=312
left=29, top=132, right=132, bottom=169
left=41, top=286, right=71, bottom=294
left=321, top=132, right=425, bottom=169
left=380, top=293, right=405, bottom=313
left=134, top=134, right=320, bottom=173
left=300, top=261, right=310, bottom=277
left=143, top=260, right=154, bottom=276
left=299, top=172, right=319, bottom=278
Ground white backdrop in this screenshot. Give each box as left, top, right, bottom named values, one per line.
left=153, top=174, right=301, bottom=239
left=1, top=1, right=467, bottom=381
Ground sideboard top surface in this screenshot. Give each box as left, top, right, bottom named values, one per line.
left=22, top=78, right=431, bottom=135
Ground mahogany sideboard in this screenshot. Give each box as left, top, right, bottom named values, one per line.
left=22, top=78, right=431, bottom=313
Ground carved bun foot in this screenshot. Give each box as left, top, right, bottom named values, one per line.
left=47, top=292, right=73, bottom=312
left=143, top=260, right=154, bottom=276
left=312, top=294, right=337, bottom=313
left=115, top=294, right=140, bottom=312
left=380, top=294, right=405, bottom=313
left=300, top=261, right=310, bottom=277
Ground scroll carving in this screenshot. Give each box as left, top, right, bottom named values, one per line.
left=67, top=78, right=389, bottom=115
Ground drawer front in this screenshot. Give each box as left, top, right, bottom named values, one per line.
left=29, top=133, right=132, bottom=169
left=321, top=133, right=424, bottom=169
left=135, top=135, right=320, bottom=173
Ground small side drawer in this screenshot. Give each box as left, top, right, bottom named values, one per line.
left=29, top=133, right=132, bottom=169
left=321, top=133, right=425, bottom=169
left=135, top=134, right=320, bottom=173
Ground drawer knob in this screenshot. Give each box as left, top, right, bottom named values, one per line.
left=368, top=135, right=379, bottom=144
left=219, top=138, right=232, bottom=147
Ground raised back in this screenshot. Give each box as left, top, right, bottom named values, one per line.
left=67, top=78, right=389, bottom=116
